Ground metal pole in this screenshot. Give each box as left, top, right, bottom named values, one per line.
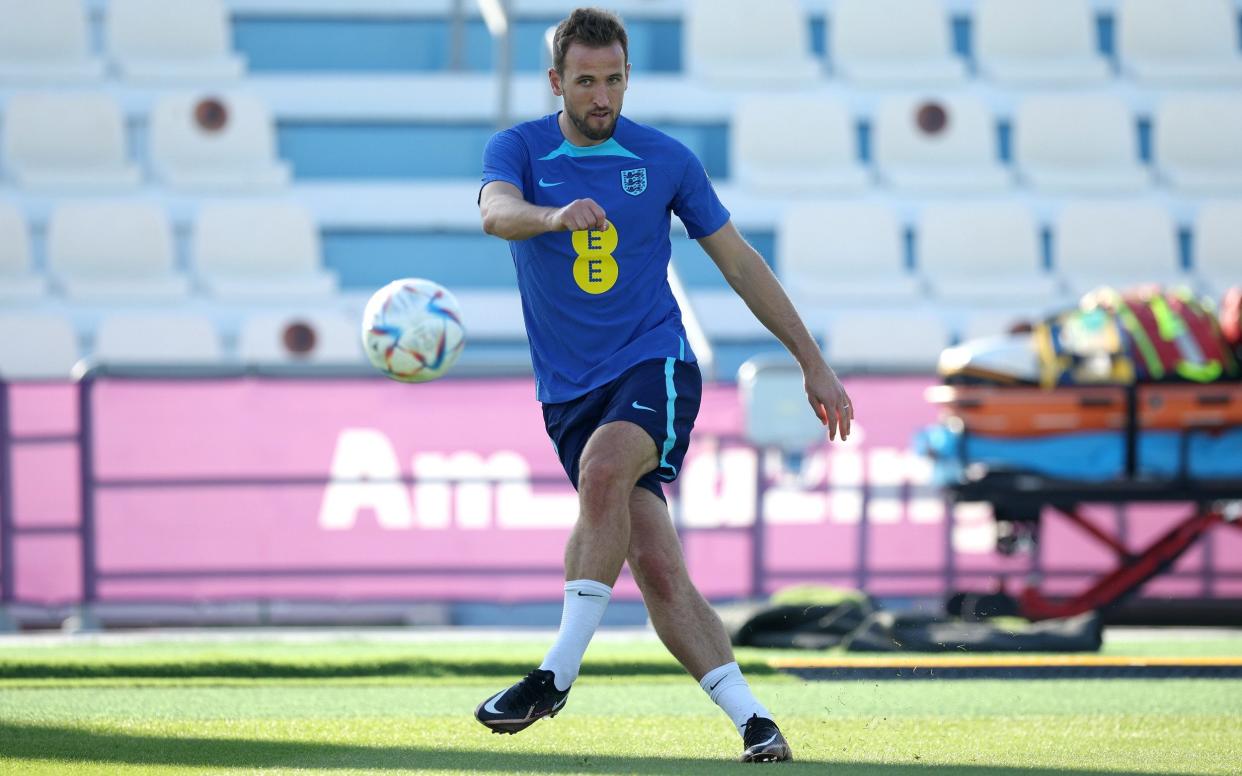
left=0, top=381, right=14, bottom=613
left=496, top=0, right=512, bottom=131
left=751, top=446, right=765, bottom=599
left=449, top=0, right=466, bottom=71
left=77, top=375, right=98, bottom=614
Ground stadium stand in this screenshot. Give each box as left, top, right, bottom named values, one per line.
left=1055, top=201, right=1186, bottom=297
left=237, top=312, right=364, bottom=366
left=973, top=0, right=1112, bottom=85
left=729, top=95, right=869, bottom=195
left=106, top=0, right=245, bottom=81
left=1, top=92, right=140, bottom=190
left=192, top=202, right=337, bottom=300
left=917, top=203, right=1061, bottom=308
left=1154, top=94, right=1242, bottom=194
left=0, top=0, right=103, bottom=83
left=1117, top=0, right=1242, bottom=84
left=0, top=202, right=46, bottom=303
left=825, top=310, right=950, bottom=372
left=872, top=94, right=1011, bottom=193
left=92, top=312, right=222, bottom=365
left=0, top=313, right=80, bottom=378
left=47, top=201, right=189, bottom=301
left=777, top=203, right=922, bottom=333
left=683, top=0, right=820, bottom=86
left=1014, top=94, right=1150, bottom=194
left=830, top=0, right=966, bottom=85
left=150, top=92, right=291, bottom=191
left=1193, top=201, right=1242, bottom=297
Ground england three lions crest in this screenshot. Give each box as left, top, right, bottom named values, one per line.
left=621, top=168, right=647, bottom=196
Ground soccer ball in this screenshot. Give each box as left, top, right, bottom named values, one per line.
left=361, top=278, right=466, bottom=382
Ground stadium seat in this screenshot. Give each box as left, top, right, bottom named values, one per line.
left=1154, top=95, right=1242, bottom=194
left=1014, top=95, right=1149, bottom=193
left=961, top=310, right=1039, bottom=342
left=684, top=0, right=821, bottom=85
left=107, top=0, right=245, bottom=81
left=93, top=313, right=222, bottom=366
left=872, top=95, right=1011, bottom=193
left=778, top=204, right=923, bottom=333
left=830, top=0, right=966, bottom=85
left=825, top=310, right=949, bottom=372
left=1194, top=201, right=1242, bottom=297
left=973, top=0, right=1111, bottom=86
left=192, top=203, right=337, bottom=299
left=730, top=95, right=868, bottom=194
left=0, top=314, right=80, bottom=379
left=918, top=203, right=1062, bottom=306
left=1054, top=202, right=1186, bottom=296
left=0, top=0, right=103, bottom=83
left=1, top=93, right=141, bottom=191
left=46, top=202, right=189, bottom=301
left=0, top=203, right=46, bottom=303
left=238, top=312, right=364, bottom=366
left=1117, top=0, right=1242, bottom=85
left=150, top=93, right=291, bottom=191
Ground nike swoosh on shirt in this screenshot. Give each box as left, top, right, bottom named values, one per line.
left=631, top=401, right=657, bottom=413
left=538, top=178, right=565, bottom=187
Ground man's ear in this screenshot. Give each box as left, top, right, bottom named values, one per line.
left=549, top=67, right=563, bottom=97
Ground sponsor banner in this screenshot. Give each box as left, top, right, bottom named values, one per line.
left=2, top=377, right=1237, bottom=604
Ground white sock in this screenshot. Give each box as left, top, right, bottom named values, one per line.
left=699, top=661, right=771, bottom=734
left=539, top=579, right=612, bottom=691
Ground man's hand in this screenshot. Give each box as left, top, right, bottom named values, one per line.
left=549, top=198, right=608, bottom=232
left=805, top=363, right=853, bottom=441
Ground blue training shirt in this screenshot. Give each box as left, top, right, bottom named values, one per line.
left=480, top=113, right=730, bottom=403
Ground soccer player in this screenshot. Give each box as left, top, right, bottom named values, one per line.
left=473, top=7, right=852, bottom=763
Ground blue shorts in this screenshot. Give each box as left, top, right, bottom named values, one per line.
left=542, top=358, right=702, bottom=502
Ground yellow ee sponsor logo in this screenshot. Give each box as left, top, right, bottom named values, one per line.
left=571, top=221, right=619, bottom=295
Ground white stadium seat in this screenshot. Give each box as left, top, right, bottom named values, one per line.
left=830, top=0, right=966, bottom=85
left=150, top=93, right=291, bottom=191
left=730, top=95, right=868, bottom=195
left=1194, top=201, right=1242, bottom=296
left=961, top=311, right=1038, bottom=342
left=0, top=314, right=80, bottom=379
left=684, top=0, right=820, bottom=86
left=1, top=93, right=140, bottom=191
left=1117, top=0, right=1242, bottom=85
left=47, top=202, right=189, bottom=301
left=238, top=312, right=365, bottom=366
left=0, top=203, right=46, bottom=303
left=778, top=203, right=922, bottom=332
left=1014, top=95, right=1149, bottom=194
left=107, top=0, right=245, bottom=81
left=872, top=94, right=1011, bottom=193
left=93, top=314, right=222, bottom=366
left=192, top=203, right=337, bottom=300
left=918, top=203, right=1062, bottom=306
left=1155, top=95, right=1242, bottom=194
left=825, top=311, right=950, bottom=372
left=1055, top=202, right=1186, bottom=296
left=974, top=0, right=1111, bottom=85
left=0, top=0, right=103, bottom=83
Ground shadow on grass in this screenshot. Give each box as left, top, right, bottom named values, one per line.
left=0, top=720, right=1203, bottom=775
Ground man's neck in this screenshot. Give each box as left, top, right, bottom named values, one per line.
left=557, top=111, right=610, bottom=148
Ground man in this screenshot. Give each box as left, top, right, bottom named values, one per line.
left=473, top=7, right=852, bottom=764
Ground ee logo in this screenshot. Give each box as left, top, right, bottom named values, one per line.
left=571, top=221, right=619, bottom=295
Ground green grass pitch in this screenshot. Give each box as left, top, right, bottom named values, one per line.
left=1, top=635, right=1240, bottom=775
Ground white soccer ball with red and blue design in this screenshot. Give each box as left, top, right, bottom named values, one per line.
left=361, top=278, right=465, bottom=382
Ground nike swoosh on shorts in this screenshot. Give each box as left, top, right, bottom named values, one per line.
left=631, top=401, right=657, bottom=413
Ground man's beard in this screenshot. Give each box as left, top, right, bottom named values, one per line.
left=567, top=106, right=617, bottom=141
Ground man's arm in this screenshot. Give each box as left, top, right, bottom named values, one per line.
left=697, top=220, right=854, bottom=440
left=479, top=181, right=609, bottom=241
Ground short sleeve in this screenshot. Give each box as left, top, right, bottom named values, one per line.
left=480, top=128, right=529, bottom=201
left=671, top=152, right=730, bottom=239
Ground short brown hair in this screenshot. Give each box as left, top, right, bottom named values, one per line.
left=552, top=8, right=629, bottom=74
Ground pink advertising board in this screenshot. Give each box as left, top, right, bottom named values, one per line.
left=2, top=376, right=1238, bottom=606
